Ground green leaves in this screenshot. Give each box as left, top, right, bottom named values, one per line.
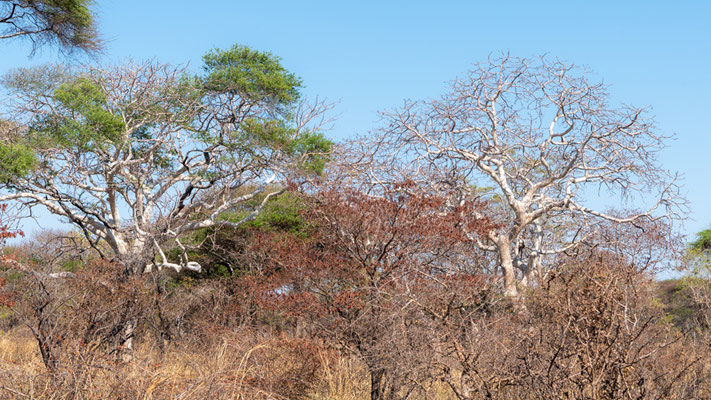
left=201, top=44, right=302, bottom=105
left=0, top=142, right=36, bottom=182
left=240, top=118, right=332, bottom=175
left=290, top=131, right=332, bottom=175
left=42, top=0, right=97, bottom=48
left=198, top=44, right=332, bottom=175
left=35, top=77, right=124, bottom=151
left=0, top=0, right=101, bottom=55
left=691, top=229, right=711, bottom=251
left=242, top=118, right=295, bottom=148
left=228, top=190, right=309, bottom=235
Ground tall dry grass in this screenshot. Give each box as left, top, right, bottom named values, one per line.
left=0, top=326, right=464, bottom=400
left=0, top=328, right=359, bottom=399
left=3, top=251, right=711, bottom=399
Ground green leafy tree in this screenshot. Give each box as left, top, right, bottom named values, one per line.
left=691, top=228, right=711, bottom=252
left=0, top=44, right=332, bottom=275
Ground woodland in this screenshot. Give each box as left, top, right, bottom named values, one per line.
left=1, top=1, right=711, bottom=399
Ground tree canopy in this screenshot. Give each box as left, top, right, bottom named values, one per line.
left=342, top=55, right=683, bottom=297
left=0, top=44, right=332, bottom=273
left=692, top=228, right=711, bottom=251
left=0, top=0, right=101, bottom=54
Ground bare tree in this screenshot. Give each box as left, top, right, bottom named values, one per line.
left=0, top=44, right=332, bottom=275
left=349, top=55, right=684, bottom=297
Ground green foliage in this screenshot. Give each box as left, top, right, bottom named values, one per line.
left=216, top=190, right=309, bottom=235
left=15, top=75, right=126, bottom=152
left=184, top=191, right=310, bottom=278
left=129, top=125, right=174, bottom=169
left=61, top=259, right=82, bottom=272
left=199, top=44, right=332, bottom=174
left=241, top=118, right=332, bottom=175
left=42, top=0, right=96, bottom=45
left=655, top=279, right=697, bottom=331
left=0, top=0, right=101, bottom=54
left=35, top=77, right=125, bottom=150
left=0, top=142, right=36, bottom=181
left=201, top=44, right=302, bottom=105
left=242, top=118, right=295, bottom=148
left=691, top=228, right=711, bottom=251
left=290, top=131, right=332, bottom=175
left=247, top=191, right=309, bottom=234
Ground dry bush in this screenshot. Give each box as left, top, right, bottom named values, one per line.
left=673, top=251, right=711, bottom=336
left=0, top=327, right=335, bottom=400
left=0, top=253, right=333, bottom=399
left=430, top=253, right=710, bottom=400
left=248, top=183, right=493, bottom=400
left=1, top=256, right=155, bottom=371
left=517, top=255, right=693, bottom=399
left=2, top=198, right=708, bottom=400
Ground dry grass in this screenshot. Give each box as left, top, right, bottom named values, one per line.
left=5, top=256, right=708, bottom=399
left=0, top=331, right=38, bottom=365
left=0, top=327, right=458, bottom=400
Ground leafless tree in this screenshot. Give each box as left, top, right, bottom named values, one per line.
left=346, top=55, right=684, bottom=297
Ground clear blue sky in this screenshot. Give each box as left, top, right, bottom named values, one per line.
left=1, top=0, right=710, bottom=243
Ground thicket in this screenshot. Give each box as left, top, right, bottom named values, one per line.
left=1, top=184, right=711, bottom=400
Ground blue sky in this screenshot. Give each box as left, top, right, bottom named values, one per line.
left=1, top=0, right=710, bottom=243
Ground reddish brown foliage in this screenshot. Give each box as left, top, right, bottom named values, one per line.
left=0, top=277, right=13, bottom=308
left=249, top=183, right=494, bottom=318
left=0, top=203, right=21, bottom=308
left=0, top=203, right=23, bottom=242
left=241, top=184, right=496, bottom=399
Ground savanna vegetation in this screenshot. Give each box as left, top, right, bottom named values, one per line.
left=1, top=6, right=711, bottom=399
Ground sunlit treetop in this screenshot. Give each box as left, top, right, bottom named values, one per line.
left=201, top=44, right=302, bottom=106
left=0, top=43, right=333, bottom=274
left=691, top=229, right=711, bottom=251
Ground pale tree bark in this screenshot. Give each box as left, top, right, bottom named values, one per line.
left=338, top=55, right=685, bottom=297
left=0, top=56, right=334, bottom=359
left=0, top=60, right=333, bottom=279
left=492, top=236, right=519, bottom=297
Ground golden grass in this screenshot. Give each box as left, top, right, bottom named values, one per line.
left=0, top=332, right=39, bottom=366
left=0, top=328, right=461, bottom=400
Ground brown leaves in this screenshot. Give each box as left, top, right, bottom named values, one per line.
left=231, top=184, right=498, bottom=399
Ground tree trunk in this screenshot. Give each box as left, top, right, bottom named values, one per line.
left=496, top=239, right=519, bottom=298
left=36, top=331, right=61, bottom=371
left=370, top=368, right=387, bottom=400
left=116, top=247, right=146, bottom=362
left=121, top=318, right=136, bottom=362
left=521, top=253, right=541, bottom=288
